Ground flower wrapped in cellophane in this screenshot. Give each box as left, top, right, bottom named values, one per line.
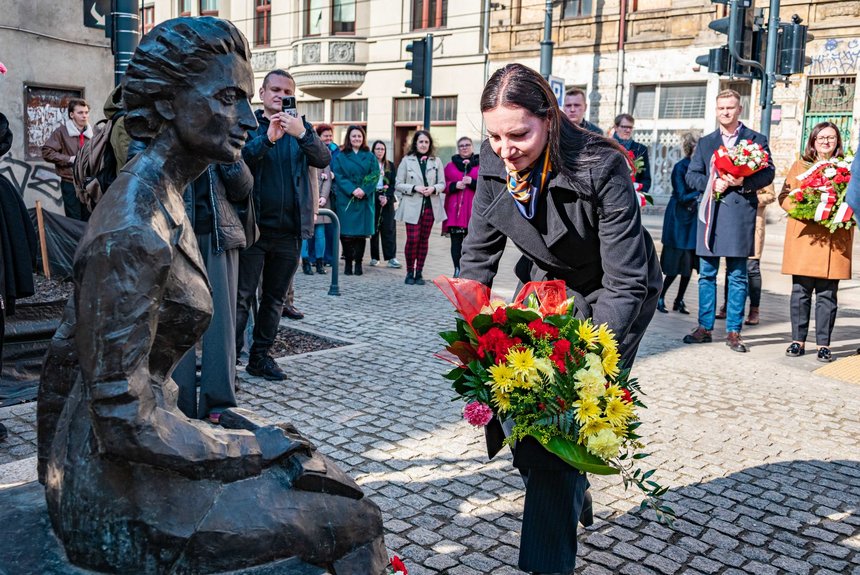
left=787, top=156, right=856, bottom=233
left=435, top=277, right=674, bottom=524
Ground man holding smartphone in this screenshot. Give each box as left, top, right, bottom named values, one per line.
left=237, top=69, right=331, bottom=381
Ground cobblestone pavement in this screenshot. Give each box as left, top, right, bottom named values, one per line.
left=1, top=221, right=859, bottom=575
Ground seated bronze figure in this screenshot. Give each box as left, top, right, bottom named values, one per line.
left=37, top=17, right=387, bottom=574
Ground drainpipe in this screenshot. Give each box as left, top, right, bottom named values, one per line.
left=482, top=0, right=491, bottom=136
left=615, top=0, right=628, bottom=115
left=540, top=0, right=554, bottom=78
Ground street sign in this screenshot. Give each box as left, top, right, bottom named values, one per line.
left=548, top=75, right=565, bottom=108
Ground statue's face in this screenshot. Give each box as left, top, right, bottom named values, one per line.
left=171, top=52, right=257, bottom=163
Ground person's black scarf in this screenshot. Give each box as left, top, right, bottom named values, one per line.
left=451, top=153, right=479, bottom=172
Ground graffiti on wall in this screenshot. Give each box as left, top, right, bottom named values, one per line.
left=24, top=85, right=83, bottom=160
left=809, top=39, right=860, bottom=76
left=0, top=155, right=62, bottom=210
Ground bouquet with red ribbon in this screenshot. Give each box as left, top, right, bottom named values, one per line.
left=627, top=150, right=651, bottom=208
left=712, top=140, right=770, bottom=201
left=787, top=157, right=856, bottom=233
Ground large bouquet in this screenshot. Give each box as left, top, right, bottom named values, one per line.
left=712, top=139, right=770, bottom=201
left=435, top=277, right=673, bottom=523
left=786, top=157, right=856, bottom=233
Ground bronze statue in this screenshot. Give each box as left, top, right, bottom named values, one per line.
left=37, top=18, right=387, bottom=574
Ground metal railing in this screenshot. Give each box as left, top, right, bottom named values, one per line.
left=317, top=208, right=340, bottom=296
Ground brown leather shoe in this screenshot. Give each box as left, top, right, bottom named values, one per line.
left=715, top=305, right=727, bottom=320
left=726, top=331, right=749, bottom=352
left=683, top=326, right=712, bottom=344
left=745, top=307, right=760, bottom=325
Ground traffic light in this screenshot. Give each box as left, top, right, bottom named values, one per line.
left=696, top=0, right=756, bottom=78
left=405, top=39, right=427, bottom=97
left=778, top=15, right=812, bottom=76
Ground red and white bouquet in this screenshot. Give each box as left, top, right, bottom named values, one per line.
left=712, top=139, right=770, bottom=201
left=627, top=150, right=651, bottom=208
left=435, top=277, right=674, bottom=524
left=787, top=157, right=856, bottom=233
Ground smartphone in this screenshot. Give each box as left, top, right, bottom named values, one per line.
left=282, top=96, right=298, bottom=118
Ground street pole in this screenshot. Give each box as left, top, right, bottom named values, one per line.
left=111, top=0, right=140, bottom=86
left=759, top=0, right=781, bottom=139
left=539, top=0, right=553, bottom=78
left=423, top=34, right=433, bottom=131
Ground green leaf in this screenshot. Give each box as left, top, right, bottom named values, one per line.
left=632, top=453, right=650, bottom=460
left=439, top=330, right=462, bottom=345
left=642, top=469, right=655, bottom=480
left=506, top=307, right=542, bottom=325
left=537, top=435, right=619, bottom=475
left=443, top=367, right=467, bottom=381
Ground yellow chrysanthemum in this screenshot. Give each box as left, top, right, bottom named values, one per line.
left=507, top=347, right=536, bottom=378
left=579, top=417, right=611, bottom=443
left=490, top=377, right=515, bottom=395
left=603, top=397, right=635, bottom=428
left=586, top=427, right=624, bottom=460
left=597, top=324, right=618, bottom=353
left=601, top=346, right=621, bottom=378
left=604, top=385, right=624, bottom=400
left=492, top=389, right=511, bottom=412
left=488, top=362, right=516, bottom=384
left=576, top=321, right=599, bottom=348
left=573, top=396, right=601, bottom=425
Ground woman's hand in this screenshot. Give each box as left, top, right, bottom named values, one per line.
left=353, top=188, right=365, bottom=199
left=420, top=186, right=434, bottom=197
left=379, top=195, right=388, bottom=207
left=456, top=181, right=466, bottom=190
left=462, top=175, right=472, bottom=185
left=318, top=197, right=327, bottom=207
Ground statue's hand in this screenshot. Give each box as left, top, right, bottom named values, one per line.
left=254, top=425, right=313, bottom=465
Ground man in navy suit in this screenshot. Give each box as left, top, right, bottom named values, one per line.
left=613, top=113, right=651, bottom=195
left=683, top=89, right=775, bottom=352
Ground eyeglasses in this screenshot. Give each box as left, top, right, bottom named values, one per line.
left=815, top=136, right=838, bottom=142
left=617, top=124, right=635, bottom=130
left=458, top=144, right=472, bottom=148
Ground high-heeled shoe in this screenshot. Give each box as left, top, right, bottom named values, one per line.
left=673, top=300, right=690, bottom=315
left=656, top=298, right=668, bottom=313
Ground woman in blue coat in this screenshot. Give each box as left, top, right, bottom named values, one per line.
left=658, top=132, right=699, bottom=314
left=331, top=125, right=379, bottom=276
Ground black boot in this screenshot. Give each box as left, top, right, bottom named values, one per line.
left=302, top=259, right=313, bottom=275
left=414, top=270, right=425, bottom=285
left=354, top=260, right=363, bottom=275
left=344, top=259, right=353, bottom=275
left=405, top=271, right=415, bottom=285
left=315, top=259, right=326, bottom=274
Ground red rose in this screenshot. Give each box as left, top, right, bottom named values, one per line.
left=391, top=556, right=408, bottom=574
left=527, top=319, right=560, bottom=339
left=492, top=307, right=507, bottom=325
left=550, top=339, right=572, bottom=372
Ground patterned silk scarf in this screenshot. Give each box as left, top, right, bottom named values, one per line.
left=506, top=149, right=552, bottom=220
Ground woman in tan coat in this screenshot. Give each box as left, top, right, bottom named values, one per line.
left=780, top=122, right=855, bottom=362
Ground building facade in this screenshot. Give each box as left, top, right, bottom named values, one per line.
left=0, top=1, right=115, bottom=212
left=147, top=0, right=488, bottom=163
left=488, top=0, right=860, bottom=199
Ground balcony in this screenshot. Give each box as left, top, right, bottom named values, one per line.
left=289, top=37, right=368, bottom=99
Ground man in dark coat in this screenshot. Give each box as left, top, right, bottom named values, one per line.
left=683, top=89, right=775, bottom=352
left=563, top=88, right=603, bottom=135
left=612, top=113, right=651, bottom=195
left=237, top=69, right=330, bottom=381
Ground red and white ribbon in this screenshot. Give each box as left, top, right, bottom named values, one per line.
left=832, top=202, right=855, bottom=224
left=636, top=191, right=647, bottom=207
left=814, top=189, right=836, bottom=221
left=697, top=156, right=718, bottom=251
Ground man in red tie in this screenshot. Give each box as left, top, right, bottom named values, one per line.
left=41, top=98, right=95, bottom=221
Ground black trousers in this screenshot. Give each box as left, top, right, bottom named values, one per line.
left=370, top=200, right=396, bottom=261
left=235, top=231, right=300, bottom=359
left=60, top=181, right=89, bottom=222
left=790, top=275, right=839, bottom=346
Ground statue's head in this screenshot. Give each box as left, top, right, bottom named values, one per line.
left=122, top=17, right=257, bottom=164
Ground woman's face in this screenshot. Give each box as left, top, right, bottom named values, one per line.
left=373, top=143, right=386, bottom=161
left=813, top=127, right=838, bottom=159
left=416, top=134, right=430, bottom=155
left=483, top=105, right=550, bottom=172
left=320, top=129, right=333, bottom=145
left=458, top=139, right=473, bottom=159
left=349, top=129, right=364, bottom=150
left=170, top=53, right=256, bottom=164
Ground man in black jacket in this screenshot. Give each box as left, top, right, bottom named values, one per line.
left=236, top=69, right=330, bottom=381
left=612, top=113, right=651, bottom=195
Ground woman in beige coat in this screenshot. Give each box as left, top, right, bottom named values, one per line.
left=780, top=122, right=854, bottom=362
left=394, top=130, right=446, bottom=285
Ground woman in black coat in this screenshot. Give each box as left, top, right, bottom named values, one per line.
left=369, top=140, right=399, bottom=268
left=460, top=63, right=661, bottom=575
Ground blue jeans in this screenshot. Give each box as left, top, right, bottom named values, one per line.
left=699, top=256, right=748, bottom=333
left=301, top=223, right=326, bottom=260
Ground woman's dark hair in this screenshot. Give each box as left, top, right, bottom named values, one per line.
left=480, top=63, right=625, bottom=179
left=681, top=132, right=699, bottom=158
left=371, top=140, right=387, bottom=159
left=341, top=125, right=369, bottom=151
left=122, top=17, right=250, bottom=140
left=407, top=130, right=435, bottom=157
left=315, top=122, right=333, bottom=136
left=802, top=121, right=844, bottom=163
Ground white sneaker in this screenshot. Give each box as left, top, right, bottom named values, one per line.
left=387, top=258, right=402, bottom=269
left=369, top=259, right=379, bottom=266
